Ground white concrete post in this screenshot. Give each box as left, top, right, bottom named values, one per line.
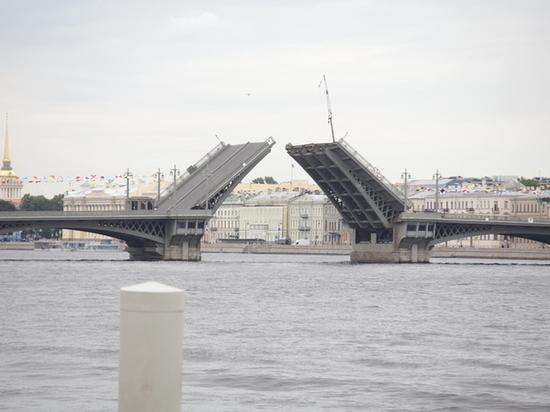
left=119, top=282, right=184, bottom=412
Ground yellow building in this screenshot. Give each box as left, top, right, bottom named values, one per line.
left=0, top=114, right=23, bottom=206
left=237, top=192, right=299, bottom=242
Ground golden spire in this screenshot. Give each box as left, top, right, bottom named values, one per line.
left=3, top=113, right=10, bottom=162
left=2, top=112, right=13, bottom=172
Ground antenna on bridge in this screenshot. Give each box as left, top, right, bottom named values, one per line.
left=319, top=74, right=336, bottom=143
left=214, top=134, right=224, bottom=145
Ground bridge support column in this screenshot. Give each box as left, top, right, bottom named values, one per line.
left=394, top=243, right=431, bottom=263
left=351, top=242, right=399, bottom=263
left=350, top=226, right=432, bottom=263
left=163, top=235, right=202, bottom=261
left=127, top=241, right=164, bottom=261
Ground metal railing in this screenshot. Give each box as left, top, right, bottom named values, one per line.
left=400, top=211, right=550, bottom=224
left=337, top=138, right=406, bottom=203
left=204, top=137, right=276, bottom=200
left=158, top=141, right=228, bottom=201
left=0, top=209, right=212, bottom=220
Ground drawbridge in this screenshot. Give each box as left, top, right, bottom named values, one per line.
left=0, top=138, right=275, bottom=261
left=287, top=138, right=550, bottom=263
left=286, top=139, right=405, bottom=243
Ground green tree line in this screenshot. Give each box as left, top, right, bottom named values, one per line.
left=0, top=194, right=64, bottom=240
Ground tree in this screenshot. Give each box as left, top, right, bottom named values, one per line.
left=18, top=194, right=64, bottom=239
left=0, top=199, right=16, bottom=211
left=19, top=194, right=64, bottom=211
left=519, top=177, right=539, bottom=188
left=251, top=176, right=278, bottom=184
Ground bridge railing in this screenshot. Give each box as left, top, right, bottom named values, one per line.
left=0, top=209, right=213, bottom=219
left=400, top=211, right=550, bottom=224
left=337, top=138, right=406, bottom=203
left=193, top=137, right=276, bottom=209
left=158, top=141, right=228, bottom=201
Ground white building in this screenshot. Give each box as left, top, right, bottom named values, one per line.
left=203, top=194, right=244, bottom=243
left=0, top=115, right=23, bottom=206
left=410, top=191, right=550, bottom=248
left=238, top=192, right=300, bottom=242
left=323, top=201, right=350, bottom=244
left=62, top=180, right=169, bottom=241
left=287, top=194, right=328, bottom=245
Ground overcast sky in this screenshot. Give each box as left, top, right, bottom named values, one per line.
left=1, top=0, right=549, bottom=191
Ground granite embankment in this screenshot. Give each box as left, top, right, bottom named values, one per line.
left=2, top=241, right=549, bottom=260
left=202, top=243, right=550, bottom=260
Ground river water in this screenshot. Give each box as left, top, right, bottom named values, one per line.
left=0, top=250, right=549, bottom=411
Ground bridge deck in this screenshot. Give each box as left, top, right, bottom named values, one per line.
left=399, top=212, right=550, bottom=227
left=158, top=138, right=275, bottom=212
left=286, top=139, right=405, bottom=231
left=0, top=209, right=212, bottom=222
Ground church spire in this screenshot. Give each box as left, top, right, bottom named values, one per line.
left=2, top=113, right=12, bottom=170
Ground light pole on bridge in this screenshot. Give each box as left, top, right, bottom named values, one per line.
left=154, top=168, right=164, bottom=204
left=170, top=165, right=180, bottom=194
left=123, top=168, right=133, bottom=210
left=401, top=169, right=411, bottom=211
left=433, top=169, right=442, bottom=212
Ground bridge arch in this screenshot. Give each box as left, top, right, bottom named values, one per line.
left=426, top=224, right=550, bottom=248
left=0, top=220, right=165, bottom=246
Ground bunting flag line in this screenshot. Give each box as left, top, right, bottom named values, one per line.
left=13, top=174, right=167, bottom=185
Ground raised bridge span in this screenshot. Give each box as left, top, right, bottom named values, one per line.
left=286, top=139, right=550, bottom=263
left=0, top=138, right=275, bottom=260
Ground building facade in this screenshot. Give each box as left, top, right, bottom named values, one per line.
left=410, top=191, right=550, bottom=248
left=203, top=194, right=243, bottom=243
left=288, top=194, right=330, bottom=245
left=323, top=201, right=351, bottom=245
left=237, top=192, right=299, bottom=242
left=62, top=180, right=169, bottom=241
left=63, top=188, right=126, bottom=240
left=234, top=180, right=321, bottom=195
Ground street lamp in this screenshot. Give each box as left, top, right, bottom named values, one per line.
left=433, top=169, right=442, bottom=212
left=170, top=165, right=180, bottom=193
left=123, top=168, right=133, bottom=209
left=401, top=168, right=411, bottom=211
left=154, top=168, right=164, bottom=205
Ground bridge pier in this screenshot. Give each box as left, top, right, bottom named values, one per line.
left=126, top=241, right=164, bottom=261
left=394, top=242, right=431, bottom=263
left=350, top=241, right=431, bottom=263
left=351, top=242, right=397, bottom=263
left=126, top=235, right=202, bottom=261
left=163, top=235, right=201, bottom=261
left=351, top=225, right=432, bottom=263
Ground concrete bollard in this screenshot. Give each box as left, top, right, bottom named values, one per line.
left=119, top=282, right=184, bottom=412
